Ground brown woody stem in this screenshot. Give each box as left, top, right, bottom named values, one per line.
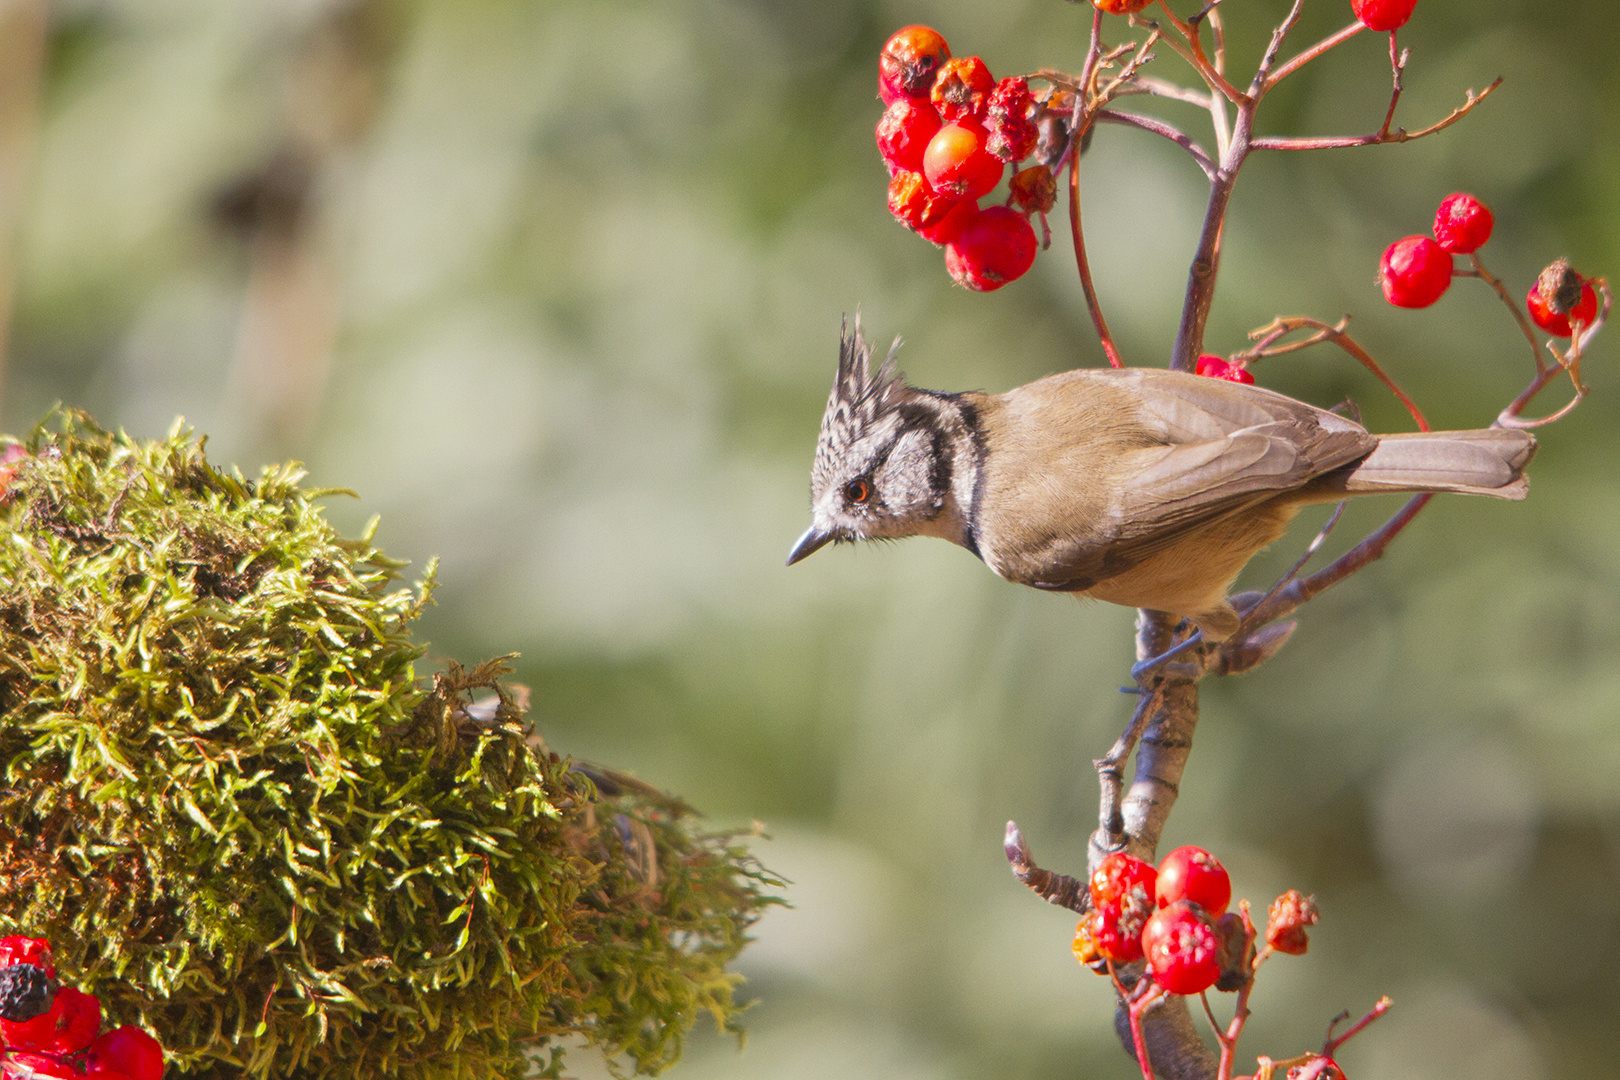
left=1005, top=822, right=1088, bottom=913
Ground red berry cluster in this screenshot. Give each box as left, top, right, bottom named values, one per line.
left=877, top=26, right=1054, bottom=293
left=1379, top=193, right=1604, bottom=340
left=1073, top=845, right=1238, bottom=995
left=0, top=938, right=165, bottom=1080
left=1073, top=846, right=1321, bottom=1000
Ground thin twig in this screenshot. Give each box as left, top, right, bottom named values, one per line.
left=1092, top=687, right=1164, bottom=855
left=1262, top=19, right=1363, bottom=92
left=1496, top=280, right=1607, bottom=427
left=1377, top=33, right=1409, bottom=138
left=1095, top=109, right=1218, bottom=179
left=1119, top=73, right=1214, bottom=109
left=1231, top=503, right=1346, bottom=641
left=1071, top=148, right=1126, bottom=368
left=1149, top=0, right=1245, bottom=104
left=1066, top=9, right=1125, bottom=368
left=1242, top=317, right=1429, bottom=430
left=1248, top=0, right=1305, bottom=98
left=1251, top=78, right=1501, bottom=150
left=1324, top=996, right=1393, bottom=1054
left=1243, top=493, right=1432, bottom=632
left=1115, top=77, right=1206, bottom=110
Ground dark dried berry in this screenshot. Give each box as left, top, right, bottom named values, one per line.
left=0, top=963, right=55, bottom=1023
left=1009, top=165, right=1057, bottom=215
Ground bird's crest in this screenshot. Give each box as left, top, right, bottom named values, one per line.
left=811, top=315, right=909, bottom=494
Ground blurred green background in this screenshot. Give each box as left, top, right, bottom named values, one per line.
left=1, top=0, right=1616, bottom=1077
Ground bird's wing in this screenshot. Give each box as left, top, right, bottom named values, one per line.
left=1110, top=368, right=1376, bottom=537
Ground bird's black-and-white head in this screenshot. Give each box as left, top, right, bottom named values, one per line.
left=787, top=317, right=962, bottom=565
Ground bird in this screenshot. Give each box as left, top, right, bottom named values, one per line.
left=787, top=318, right=1536, bottom=640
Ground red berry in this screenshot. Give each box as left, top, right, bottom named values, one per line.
left=1155, top=846, right=1232, bottom=915
left=1194, top=355, right=1254, bottom=385
left=1431, top=192, right=1493, bottom=254
left=1093, top=0, right=1152, bottom=13
left=923, top=121, right=1004, bottom=200
left=929, top=56, right=995, bottom=123
left=0, top=940, right=53, bottom=980
left=945, top=206, right=1036, bottom=291
left=1, top=1050, right=85, bottom=1079
left=878, top=25, right=951, bottom=106
left=917, top=198, right=978, bottom=246
left=1091, top=893, right=1153, bottom=965
left=49, top=989, right=101, bottom=1054
left=1142, top=901, right=1222, bottom=995
left=876, top=99, right=942, bottom=175
left=1, top=987, right=100, bottom=1054
left=1527, top=266, right=1598, bottom=337
left=1351, top=0, right=1417, bottom=32
left=85, top=1027, right=164, bottom=1080
left=886, top=171, right=958, bottom=234
left=1379, top=235, right=1452, bottom=309
left=1265, top=889, right=1319, bottom=956
left=1089, top=852, right=1157, bottom=908
left=84, top=1069, right=136, bottom=1080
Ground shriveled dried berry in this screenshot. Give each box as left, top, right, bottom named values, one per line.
left=887, top=171, right=958, bottom=233
left=1009, top=166, right=1056, bottom=215
left=1528, top=259, right=1599, bottom=337
left=879, top=25, right=951, bottom=105
left=1212, top=911, right=1255, bottom=993
left=930, top=56, right=995, bottom=123
left=1265, top=889, right=1319, bottom=955
left=0, top=964, right=53, bottom=1023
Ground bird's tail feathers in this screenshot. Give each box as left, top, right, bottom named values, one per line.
left=1328, top=428, right=1536, bottom=500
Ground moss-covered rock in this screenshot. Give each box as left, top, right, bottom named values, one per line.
left=0, top=411, right=779, bottom=1078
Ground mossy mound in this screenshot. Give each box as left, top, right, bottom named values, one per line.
left=0, top=411, right=779, bottom=1078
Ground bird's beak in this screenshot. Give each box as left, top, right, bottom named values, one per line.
left=786, top=523, right=835, bottom=566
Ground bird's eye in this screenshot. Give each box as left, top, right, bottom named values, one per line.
left=843, top=478, right=872, bottom=505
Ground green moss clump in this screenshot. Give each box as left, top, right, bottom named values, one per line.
left=0, top=411, right=781, bottom=1079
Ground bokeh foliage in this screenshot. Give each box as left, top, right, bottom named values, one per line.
left=0, top=412, right=778, bottom=1078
